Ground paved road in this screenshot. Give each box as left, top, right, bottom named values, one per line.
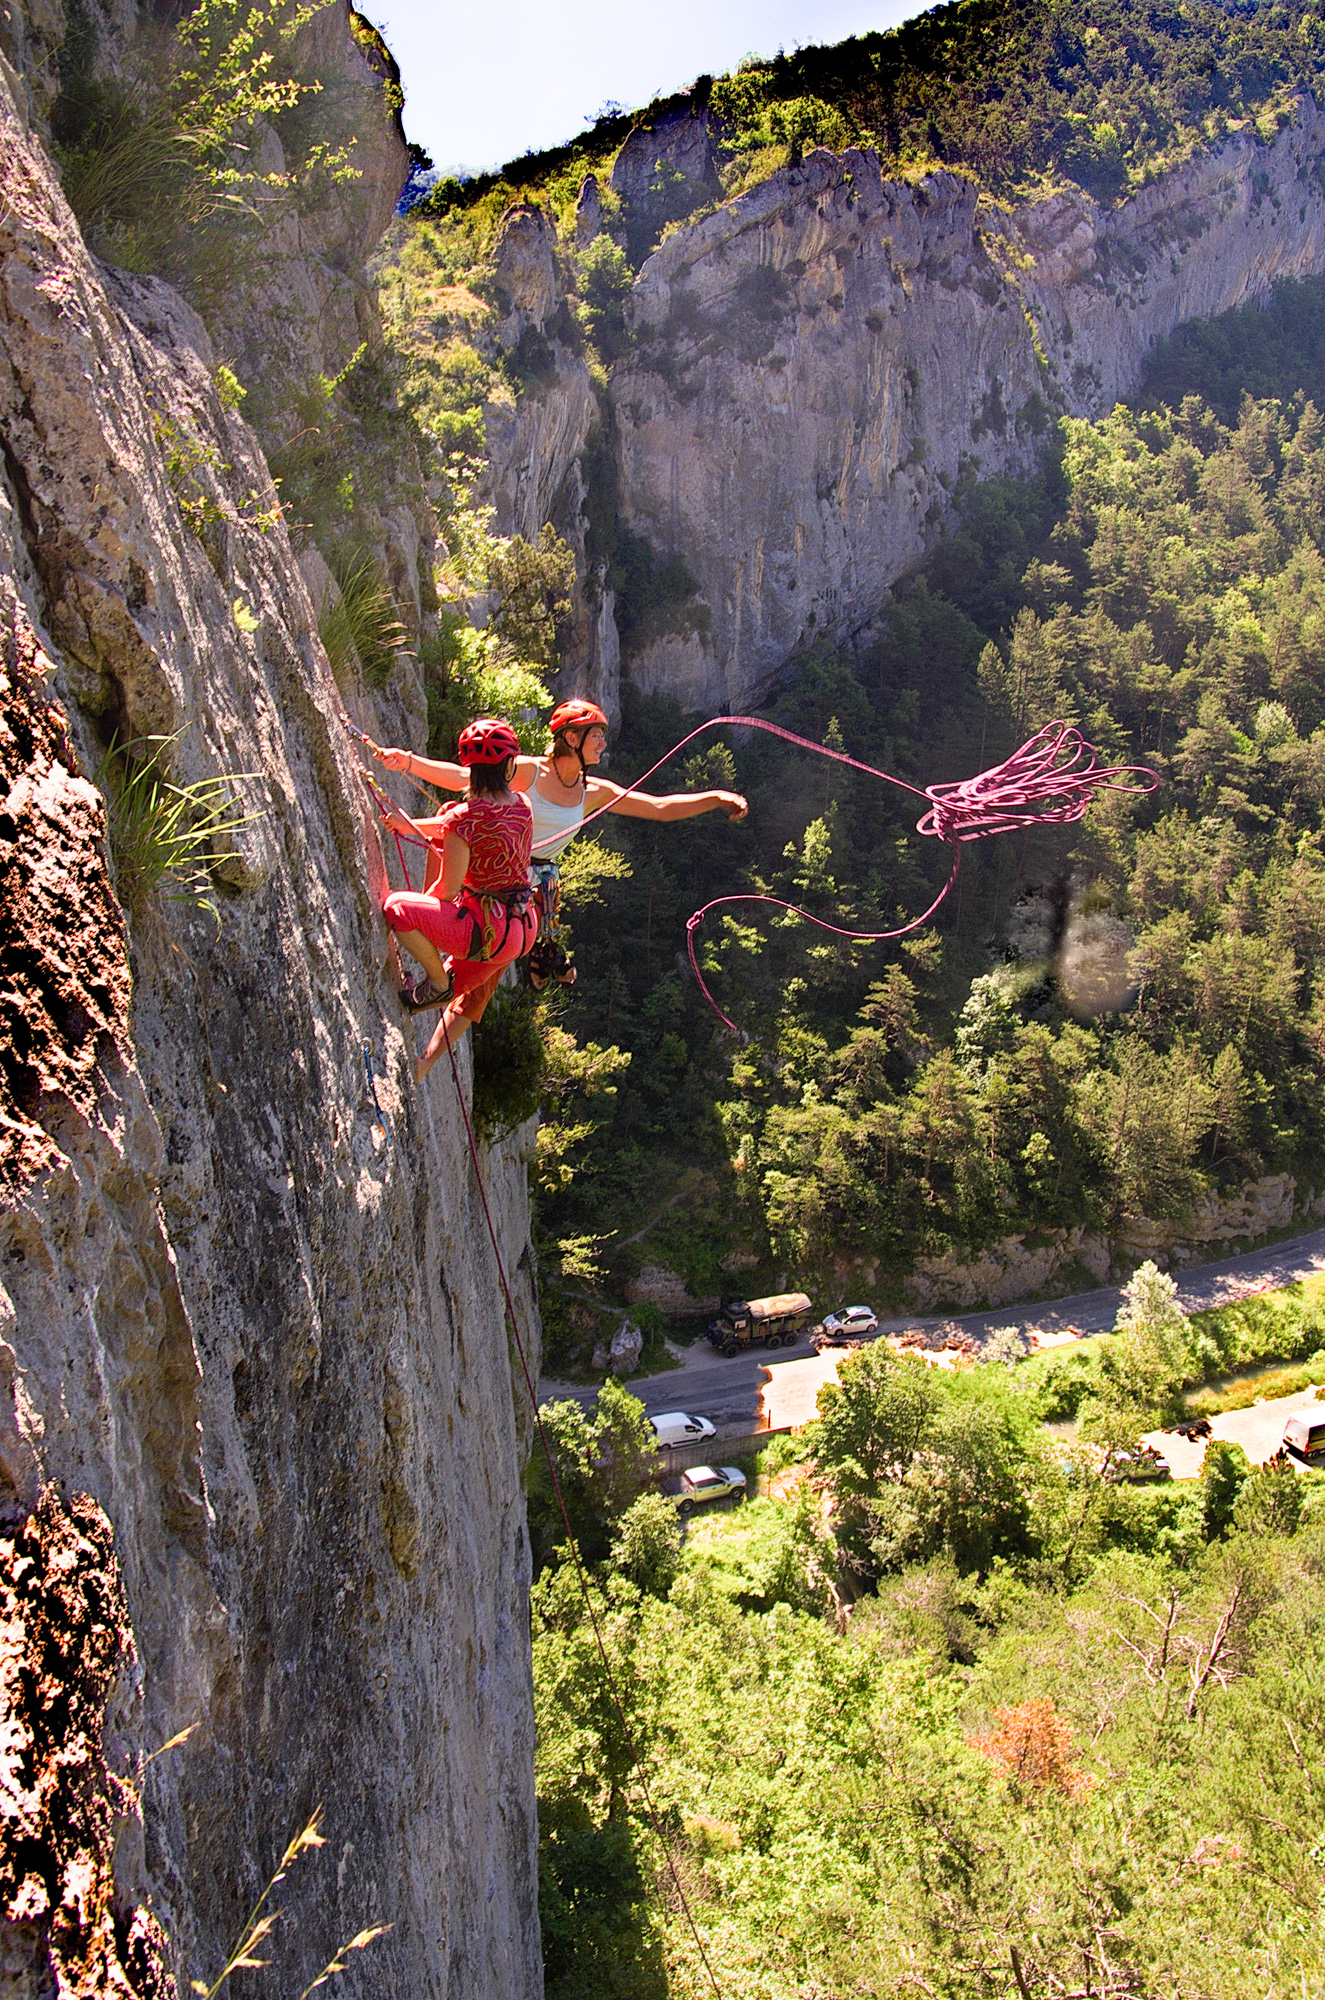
left=538, top=1224, right=1325, bottom=1435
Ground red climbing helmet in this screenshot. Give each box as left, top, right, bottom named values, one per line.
left=548, top=698, right=608, bottom=738
left=457, top=718, right=520, bottom=765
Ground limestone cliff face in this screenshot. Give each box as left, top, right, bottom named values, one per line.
left=485, top=97, right=1325, bottom=715
left=0, top=28, right=541, bottom=2000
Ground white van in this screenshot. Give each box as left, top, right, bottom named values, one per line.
left=1283, top=1413, right=1325, bottom=1466
left=647, top=1411, right=717, bottom=1451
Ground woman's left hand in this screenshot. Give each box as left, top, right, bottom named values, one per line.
left=716, top=792, right=749, bottom=821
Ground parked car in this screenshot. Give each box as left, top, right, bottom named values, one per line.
left=706, top=1293, right=814, bottom=1356
left=646, top=1411, right=717, bottom=1451
left=1107, top=1444, right=1171, bottom=1483
left=661, top=1465, right=748, bottom=1517
left=812, top=1305, right=879, bottom=1350
left=1283, top=1412, right=1325, bottom=1466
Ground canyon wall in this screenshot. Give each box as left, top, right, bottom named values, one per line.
left=0, top=12, right=542, bottom=1997
left=485, top=97, right=1325, bottom=715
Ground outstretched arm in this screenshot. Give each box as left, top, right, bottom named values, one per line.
left=367, top=740, right=539, bottom=793
left=588, top=777, right=747, bottom=822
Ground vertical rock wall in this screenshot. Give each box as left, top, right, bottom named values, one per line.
left=478, top=98, right=1325, bottom=716
left=0, top=33, right=542, bottom=2000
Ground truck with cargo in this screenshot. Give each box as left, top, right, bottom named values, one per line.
left=706, top=1292, right=814, bottom=1356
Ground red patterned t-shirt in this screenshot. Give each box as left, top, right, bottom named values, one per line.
left=438, top=794, right=532, bottom=891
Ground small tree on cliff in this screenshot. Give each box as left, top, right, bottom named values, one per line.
left=1082, top=1259, right=1192, bottom=1443
left=527, top=1379, right=656, bottom=1573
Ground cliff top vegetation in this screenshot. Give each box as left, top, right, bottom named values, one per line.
left=418, top=0, right=1325, bottom=252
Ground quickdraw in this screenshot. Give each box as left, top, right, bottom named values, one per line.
left=361, top=1036, right=391, bottom=1145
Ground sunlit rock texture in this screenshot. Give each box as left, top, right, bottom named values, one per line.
left=0, top=10, right=542, bottom=1995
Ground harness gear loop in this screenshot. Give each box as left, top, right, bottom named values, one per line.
left=459, top=880, right=535, bottom=961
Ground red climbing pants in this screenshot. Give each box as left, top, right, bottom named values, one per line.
left=383, top=889, right=536, bottom=1022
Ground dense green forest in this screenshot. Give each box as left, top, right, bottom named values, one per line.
left=516, top=255, right=1325, bottom=2000
left=525, top=296, right=1325, bottom=1344
left=531, top=1271, right=1325, bottom=1998
left=419, top=0, right=1325, bottom=253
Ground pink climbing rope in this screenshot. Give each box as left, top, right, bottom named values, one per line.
left=558, top=715, right=1157, bottom=1031
left=343, top=708, right=1156, bottom=1029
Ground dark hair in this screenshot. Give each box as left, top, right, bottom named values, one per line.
left=467, top=756, right=514, bottom=796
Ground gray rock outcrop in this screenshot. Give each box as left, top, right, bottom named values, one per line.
left=575, top=174, right=604, bottom=248
left=483, top=97, right=1325, bottom=716
left=609, top=107, right=720, bottom=212
left=0, top=23, right=541, bottom=2000
left=493, top=202, right=561, bottom=325
left=608, top=1318, right=644, bottom=1376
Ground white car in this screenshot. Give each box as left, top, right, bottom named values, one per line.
left=814, top=1305, right=879, bottom=1347
left=661, top=1465, right=747, bottom=1516
left=646, top=1411, right=717, bottom=1450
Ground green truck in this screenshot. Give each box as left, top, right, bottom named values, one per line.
left=706, top=1292, right=814, bottom=1357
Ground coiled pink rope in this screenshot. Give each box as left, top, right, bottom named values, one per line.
left=578, top=716, right=1155, bottom=1032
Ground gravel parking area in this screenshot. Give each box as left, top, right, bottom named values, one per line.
left=1144, top=1386, right=1322, bottom=1477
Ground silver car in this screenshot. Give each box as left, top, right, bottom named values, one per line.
left=813, top=1305, right=879, bottom=1349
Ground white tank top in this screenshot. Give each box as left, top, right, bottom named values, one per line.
left=527, top=773, right=585, bottom=860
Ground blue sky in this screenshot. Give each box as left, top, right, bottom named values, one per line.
left=368, top=0, right=924, bottom=176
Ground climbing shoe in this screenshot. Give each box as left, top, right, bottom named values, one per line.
left=400, top=974, right=451, bottom=1013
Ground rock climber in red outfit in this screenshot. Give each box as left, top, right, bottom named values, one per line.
left=380, top=718, right=536, bottom=1081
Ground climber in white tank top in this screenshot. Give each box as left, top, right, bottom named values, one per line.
left=366, top=697, right=747, bottom=988
left=525, top=778, right=585, bottom=861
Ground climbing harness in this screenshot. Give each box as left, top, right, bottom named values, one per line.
left=525, top=857, right=575, bottom=987
left=531, top=714, right=1158, bottom=1028
left=458, top=879, right=535, bottom=961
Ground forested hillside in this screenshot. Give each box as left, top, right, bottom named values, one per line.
left=522, top=274, right=1325, bottom=1340
left=420, top=0, right=1325, bottom=252
left=532, top=1281, right=1325, bottom=1999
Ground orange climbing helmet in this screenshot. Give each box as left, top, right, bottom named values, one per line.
left=548, top=698, right=608, bottom=739
left=458, top=718, right=520, bottom=765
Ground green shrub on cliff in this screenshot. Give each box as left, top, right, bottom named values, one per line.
left=97, top=734, right=259, bottom=923
left=53, top=0, right=360, bottom=293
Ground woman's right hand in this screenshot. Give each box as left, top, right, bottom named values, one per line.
left=375, top=745, right=411, bottom=772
